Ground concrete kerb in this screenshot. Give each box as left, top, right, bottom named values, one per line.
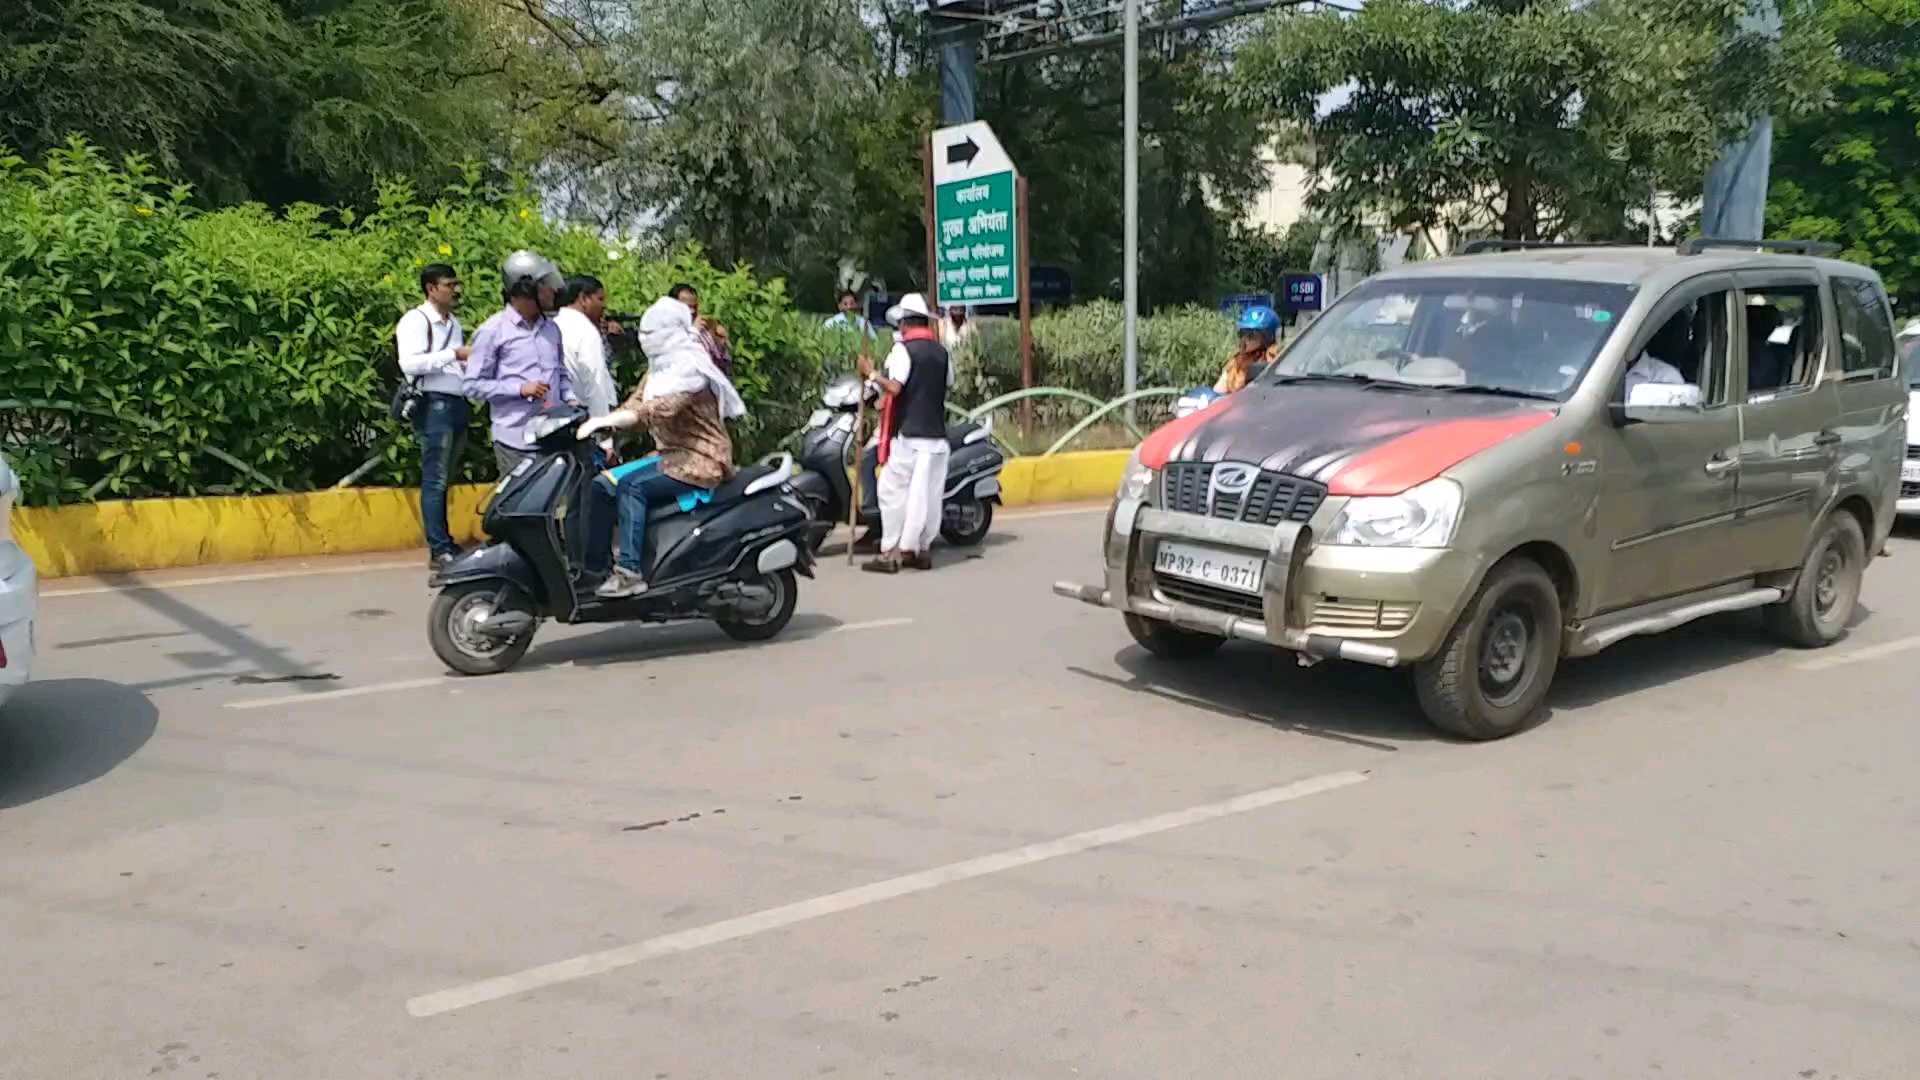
left=11, top=450, right=1131, bottom=579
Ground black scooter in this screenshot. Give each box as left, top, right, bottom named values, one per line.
left=428, top=405, right=825, bottom=675
left=789, top=376, right=1006, bottom=551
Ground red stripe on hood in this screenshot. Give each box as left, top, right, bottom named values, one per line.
left=1327, top=411, right=1554, bottom=496
left=1137, top=404, right=1221, bottom=469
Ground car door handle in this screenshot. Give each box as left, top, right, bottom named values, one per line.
left=1704, top=455, right=1741, bottom=477
left=1814, top=431, right=1843, bottom=447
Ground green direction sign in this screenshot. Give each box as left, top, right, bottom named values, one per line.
left=932, top=122, right=1018, bottom=308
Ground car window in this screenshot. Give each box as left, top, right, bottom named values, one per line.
left=1269, top=276, right=1635, bottom=400
left=1904, top=335, right=1920, bottom=389
left=1742, top=287, right=1822, bottom=401
left=1831, top=276, right=1896, bottom=380
left=1630, top=291, right=1734, bottom=408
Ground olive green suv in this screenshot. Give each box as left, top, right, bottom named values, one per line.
left=1056, top=239, right=1907, bottom=739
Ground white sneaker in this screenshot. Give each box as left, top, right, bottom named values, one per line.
left=595, top=567, right=648, bottom=599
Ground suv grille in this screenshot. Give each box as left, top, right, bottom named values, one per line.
left=1903, top=482, right=1920, bottom=499
left=1907, top=445, right=1920, bottom=461
left=1155, top=578, right=1265, bottom=621
left=1161, top=462, right=1325, bottom=526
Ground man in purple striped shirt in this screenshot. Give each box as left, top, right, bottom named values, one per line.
left=464, top=250, right=573, bottom=475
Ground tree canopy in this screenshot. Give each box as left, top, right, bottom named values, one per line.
left=1767, top=0, right=1920, bottom=306
left=1234, top=0, right=1837, bottom=246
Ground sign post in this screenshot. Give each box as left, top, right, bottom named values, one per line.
left=930, top=120, right=1030, bottom=427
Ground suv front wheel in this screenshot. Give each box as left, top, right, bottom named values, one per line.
left=1415, top=556, right=1562, bottom=741
left=1124, top=613, right=1226, bottom=660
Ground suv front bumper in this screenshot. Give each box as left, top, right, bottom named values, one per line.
left=1053, top=497, right=1480, bottom=667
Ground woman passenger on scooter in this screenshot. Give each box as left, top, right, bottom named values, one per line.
left=578, top=291, right=747, bottom=598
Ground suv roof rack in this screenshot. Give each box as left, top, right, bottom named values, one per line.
left=1678, top=237, right=1842, bottom=257
left=1458, top=239, right=1643, bottom=256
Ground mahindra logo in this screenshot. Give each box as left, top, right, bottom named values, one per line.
left=1209, top=463, right=1257, bottom=506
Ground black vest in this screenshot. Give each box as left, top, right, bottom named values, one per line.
left=894, top=338, right=951, bottom=440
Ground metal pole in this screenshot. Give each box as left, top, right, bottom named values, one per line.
left=1018, top=176, right=1034, bottom=439
left=1122, top=0, right=1140, bottom=421
left=922, top=135, right=936, bottom=301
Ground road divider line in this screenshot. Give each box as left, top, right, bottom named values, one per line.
left=832, top=617, right=913, bottom=633
left=44, top=561, right=421, bottom=598
left=1793, top=634, right=1920, bottom=672
left=404, top=769, right=1370, bottom=1018
left=225, top=677, right=447, bottom=710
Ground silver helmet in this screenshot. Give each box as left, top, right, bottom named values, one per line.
left=500, top=249, right=563, bottom=300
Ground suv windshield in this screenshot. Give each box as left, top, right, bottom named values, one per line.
left=1269, top=276, right=1637, bottom=400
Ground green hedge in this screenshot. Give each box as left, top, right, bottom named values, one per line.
left=0, top=142, right=1252, bottom=506
left=957, top=301, right=1236, bottom=402
left=0, top=141, right=837, bottom=506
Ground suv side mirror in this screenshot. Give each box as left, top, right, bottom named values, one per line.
left=1616, top=382, right=1707, bottom=425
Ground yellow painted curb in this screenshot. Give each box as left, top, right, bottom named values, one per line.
left=10, top=449, right=1132, bottom=579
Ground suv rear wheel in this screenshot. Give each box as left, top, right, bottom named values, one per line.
left=1414, top=557, right=1562, bottom=741
left=1124, top=613, right=1225, bottom=660
left=1765, top=511, right=1865, bottom=648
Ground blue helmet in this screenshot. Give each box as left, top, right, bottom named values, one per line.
left=1236, top=305, right=1281, bottom=336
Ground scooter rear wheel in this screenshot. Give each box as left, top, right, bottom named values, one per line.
left=430, top=582, right=536, bottom=675
left=717, top=568, right=798, bottom=642
left=940, top=497, right=993, bottom=547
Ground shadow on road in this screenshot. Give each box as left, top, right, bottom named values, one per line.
left=523, top=612, right=850, bottom=671
left=1087, top=642, right=1435, bottom=750
left=0, top=679, right=158, bottom=810
left=1085, top=605, right=1843, bottom=745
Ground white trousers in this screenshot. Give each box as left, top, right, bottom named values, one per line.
left=878, top=437, right=950, bottom=553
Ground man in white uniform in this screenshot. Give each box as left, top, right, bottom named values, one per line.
left=860, top=293, right=954, bottom=573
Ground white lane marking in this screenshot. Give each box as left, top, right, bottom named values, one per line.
left=225, top=677, right=447, bottom=710
left=233, top=619, right=912, bottom=703
left=44, top=560, right=420, bottom=598
left=405, top=769, right=1369, bottom=1018
left=1793, top=634, right=1920, bottom=672
left=1002, top=505, right=1106, bottom=521
left=833, top=617, right=913, bottom=633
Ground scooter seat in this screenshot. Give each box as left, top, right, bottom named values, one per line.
left=708, top=463, right=779, bottom=506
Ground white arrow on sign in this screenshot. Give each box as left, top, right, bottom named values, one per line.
left=932, top=121, right=1016, bottom=186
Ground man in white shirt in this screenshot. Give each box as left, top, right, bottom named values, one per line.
left=396, top=263, right=471, bottom=570
left=554, top=275, right=620, bottom=466
left=1624, top=313, right=1690, bottom=395
left=858, top=293, right=955, bottom=573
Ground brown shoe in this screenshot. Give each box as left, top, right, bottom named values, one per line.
left=906, top=552, right=934, bottom=571
left=861, top=556, right=901, bottom=575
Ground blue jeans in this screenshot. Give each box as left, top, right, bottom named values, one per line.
left=585, top=457, right=698, bottom=576
left=414, top=394, right=469, bottom=557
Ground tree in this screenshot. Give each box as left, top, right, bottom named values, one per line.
left=0, top=0, right=519, bottom=208
left=1234, top=0, right=1836, bottom=245
left=1767, top=0, right=1919, bottom=306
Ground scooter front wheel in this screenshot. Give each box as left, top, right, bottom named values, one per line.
left=717, top=568, right=798, bottom=643
left=429, top=582, right=537, bottom=675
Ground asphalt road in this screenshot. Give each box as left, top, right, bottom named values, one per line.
left=4, top=508, right=1918, bottom=1079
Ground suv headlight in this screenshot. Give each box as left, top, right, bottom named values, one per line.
left=1326, top=478, right=1462, bottom=548
left=1117, top=448, right=1155, bottom=502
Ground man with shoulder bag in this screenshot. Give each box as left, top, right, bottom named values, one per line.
left=395, top=263, right=472, bottom=573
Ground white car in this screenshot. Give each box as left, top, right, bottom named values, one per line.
left=0, top=453, right=35, bottom=707
left=1903, top=327, right=1920, bottom=517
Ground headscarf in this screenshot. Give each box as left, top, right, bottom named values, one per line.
left=639, top=296, right=746, bottom=419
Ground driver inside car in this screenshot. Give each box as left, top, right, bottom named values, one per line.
left=577, top=292, right=746, bottom=598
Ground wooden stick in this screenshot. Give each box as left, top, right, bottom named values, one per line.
left=848, top=347, right=869, bottom=565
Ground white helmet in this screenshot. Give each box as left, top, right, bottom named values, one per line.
left=500, top=249, right=563, bottom=301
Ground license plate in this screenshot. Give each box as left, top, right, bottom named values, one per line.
left=1903, top=460, right=1920, bottom=483
left=1154, top=541, right=1264, bottom=595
